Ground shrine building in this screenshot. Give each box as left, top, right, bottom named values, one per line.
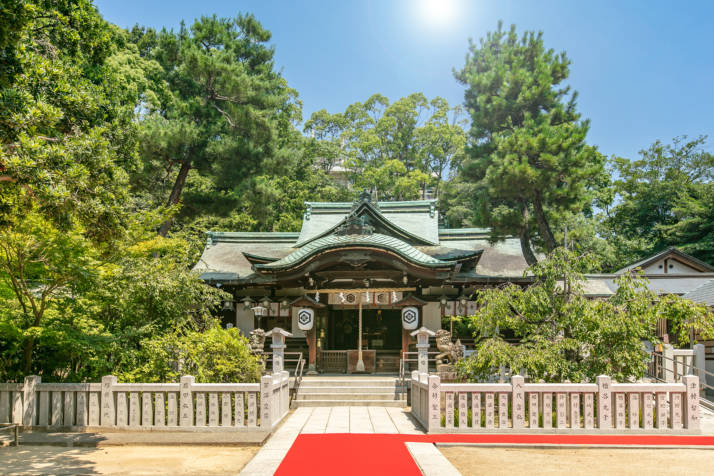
left=194, top=191, right=714, bottom=374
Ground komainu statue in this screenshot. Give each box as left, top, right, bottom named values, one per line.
left=248, top=328, right=266, bottom=355
left=434, top=329, right=463, bottom=367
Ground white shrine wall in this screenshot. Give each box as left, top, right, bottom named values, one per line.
left=642, top=258, right=700, bottom=274
left=422, top=302, right=442, bottom=331
left=290, top=307, right=305, bottom=338
left=235, top=308, right=254, bottom=336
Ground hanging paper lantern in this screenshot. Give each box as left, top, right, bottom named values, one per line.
left=297, top=308, right=314, bottom=331
left=401, top=306, right=419, bottom=330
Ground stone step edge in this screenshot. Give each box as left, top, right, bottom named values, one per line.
left=298, top=380, right=400, bottom=382
left=297, top=385, right=400, bottom=388
left=292, top=401, right=407, bottom=407
left=295, top=397, right=407, bottom=401
left=296, top=396, right=402, bottom=400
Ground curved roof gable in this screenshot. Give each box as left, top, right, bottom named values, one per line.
left=295, top=195, right=438, bottom=248
left=254, top=233, right=451, bottom=272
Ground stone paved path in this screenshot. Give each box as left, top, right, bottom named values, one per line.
left=303, top=405, right=423, bottom=434
left=241, top=404, right=714, bottom=475
left=239, top=406, right=424, bottom=475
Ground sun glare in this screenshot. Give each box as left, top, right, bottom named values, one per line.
left=418, top=0, right=458, bottom=28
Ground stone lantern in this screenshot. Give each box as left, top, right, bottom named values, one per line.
left=268, top=327, right=292, bottom=373
left=410, top=326, right=435, bottom=374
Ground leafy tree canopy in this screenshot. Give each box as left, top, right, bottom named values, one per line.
left=604, top=135, right=714, bottom=267
left=304, top=93, right=466, bottom=201
left=457, top=249, right=713, bottom=383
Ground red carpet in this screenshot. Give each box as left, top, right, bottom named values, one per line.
left=275, top=433, right=714, bottom=476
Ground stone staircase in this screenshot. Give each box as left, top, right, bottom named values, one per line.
left=293, top=376, right=406, bottom=407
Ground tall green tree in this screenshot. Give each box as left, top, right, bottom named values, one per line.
left=661, top=182, right=714, bottom=264
left=131, top=14, right=299, bottom=236
left=454, top=23, right=605, bottom=264
left=605, top=135, right=714, bottom=267
left=0, top=2, right=232, bottom=381
left=415, top=98, right=467, bottom=198
left=304, top=93, right=465, bottom=200
left=0, top=0, right=139, bottom=374
left=0, top=0, right=136, bottom=240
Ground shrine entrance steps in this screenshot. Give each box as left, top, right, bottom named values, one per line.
left=293, top=376, right=407, bottom=407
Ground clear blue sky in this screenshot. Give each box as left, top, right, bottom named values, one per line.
left=95, top=0, right=714, bottom=160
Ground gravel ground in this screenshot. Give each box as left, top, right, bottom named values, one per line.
left=0, top=445, right=258, bottom=475
left=439, top=447, right=714, bottom=475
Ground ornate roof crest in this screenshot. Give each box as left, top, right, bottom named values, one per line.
left=334, top=214, right=374, bottom=236
left=352, top=189, right=380, bottom=211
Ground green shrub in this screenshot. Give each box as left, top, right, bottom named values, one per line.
left=121, top=325, right=262, bottom=383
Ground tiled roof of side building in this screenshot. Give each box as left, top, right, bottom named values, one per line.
left=207, top=231, right=300, bottom=243
left=684, top=278, right=714, bottom=306
left=438, top=228, right=491, bottom=239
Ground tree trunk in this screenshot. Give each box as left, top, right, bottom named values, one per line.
left=158, top=161, right=191, bottom=237
left=532, top=191, right=557, bottom=253
left=519, top=200, right=538, bottom=266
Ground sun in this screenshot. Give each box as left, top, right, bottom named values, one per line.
left=418, top=0, right=458, bottom=28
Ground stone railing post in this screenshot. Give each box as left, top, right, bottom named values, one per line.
left=411, top=370, right=420, bottom=422
left=683, top=374, right=700, bottom=430
left=281, top=370, right=289, bottom=418
left=410, top=327, right=435, bottom=374
left=596, top=375, right=611, bottom=429
left=22, top=375, right=40, bottom=426
left=511, top=375, right=525, bottom=429
left=663, top=344, right=675, bottom=382
left=427, top=374, right=441, bottom=432
left=269, top=328, right=292, bottom=374
left=101, top=375, right=117, bottom=426
left=693, top=344, right=706, bottom=395
left=179, top=375, right=194, bottom=427
left=260, top=374, right=274, bottom=429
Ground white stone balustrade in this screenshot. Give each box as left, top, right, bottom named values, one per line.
left=410, top=372, right=700, bottom=433
left=0, top=371, right=290, bottom=432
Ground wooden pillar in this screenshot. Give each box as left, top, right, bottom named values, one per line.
left=401, top=329, right=410, bottom=357
left=306, top=328, right=317, bottom=374
left=356, top=299, right=365, bottom=372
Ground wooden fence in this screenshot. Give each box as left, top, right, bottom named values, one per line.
left=0, top=371, right=289, bottom=432
left=411, top=371, right=700, bottom=433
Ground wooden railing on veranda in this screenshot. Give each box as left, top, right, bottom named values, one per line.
left=411, top=371, right=700, bottom=433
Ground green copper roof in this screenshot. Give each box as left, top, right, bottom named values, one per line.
left=254, top=233, right=451, bottom=272
left=296, top=199, right=438, bottom=247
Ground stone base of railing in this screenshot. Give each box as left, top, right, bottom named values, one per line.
left=16, top=425, right=273, bottom=433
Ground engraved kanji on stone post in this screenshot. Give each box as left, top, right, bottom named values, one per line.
left=511, top=375, right=525, bottom=429
left=179, top=375, right=195, bottom=427
left=596, top=375, right=611, bottom=429
left=101, top=375, right=117, bottom=427
left=683, top=374, right=700, bottom=430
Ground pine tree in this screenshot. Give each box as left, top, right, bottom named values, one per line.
left=454, top=23, right=605, bottom=264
